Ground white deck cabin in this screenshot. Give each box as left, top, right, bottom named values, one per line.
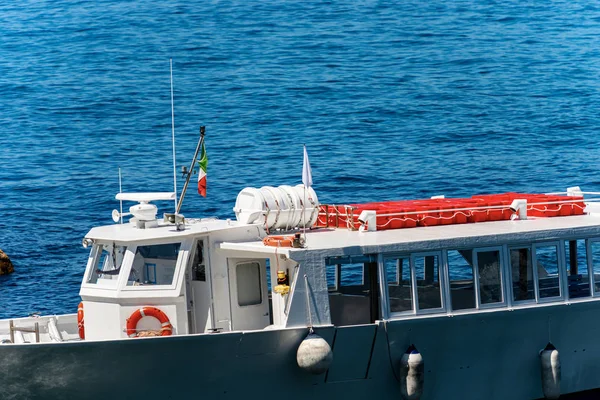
left=79, top=217, right=276, bottom=340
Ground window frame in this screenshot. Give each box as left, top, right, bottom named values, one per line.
left=121, top=240, right=184, bottom=292
left=445, top=248, right=479, bottom=313
left=83, top=243, right=102, bottom=284
left=586, top=238, right=600, bottom=298
left=235, top=261, right=263, bottom=307
left=381, top=251, right=447, bottom=318
left=189, top=239, right=207, bottom=282
left=411, top=251, right=446, bottom=315
left=379, top=239, right=579, bottom=321
left=562, top=238, right=592, bottom=301
left=381, top=253, right=415, bottom=318
left=473, top=246, right=506, bottom=309
left=507, top=245, right=537, bottom=305
left=326, top=263, right=342, bottom=292
left=82, top=242, right=133, bottom=289
left=531, top=241, right=565, bottom=303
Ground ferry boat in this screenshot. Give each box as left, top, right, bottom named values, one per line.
left=2, top=180, right=600, bottom=400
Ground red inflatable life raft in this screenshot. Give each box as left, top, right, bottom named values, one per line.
left=316, top=193, right=586, bottom=231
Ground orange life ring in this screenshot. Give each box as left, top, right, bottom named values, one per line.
left=262, top=235, right=295, bottom=247
left=77, top=302, right=85, bottom=339
left=126, top=306, right=172, bottom=338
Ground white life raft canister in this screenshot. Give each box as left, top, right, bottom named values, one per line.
left=234, top=184, right=319, bottom=230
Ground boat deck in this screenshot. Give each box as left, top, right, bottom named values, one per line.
left=221, top=214, right=600, bottom=257
left=0, top=314, right=80, bottom=344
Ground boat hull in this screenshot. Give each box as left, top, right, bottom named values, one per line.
left=2, top=301, right=600, bottom=399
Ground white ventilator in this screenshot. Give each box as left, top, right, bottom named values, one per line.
left=234, top=185, right=319, bottom=230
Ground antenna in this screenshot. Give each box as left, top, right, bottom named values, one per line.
left=118, top=167, right=123, bottom=224
left=170, top=58, right=178, bottom=213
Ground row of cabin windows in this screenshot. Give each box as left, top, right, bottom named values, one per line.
left=384, top=239, right=600, bottom=316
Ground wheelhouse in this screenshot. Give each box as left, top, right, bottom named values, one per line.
left=78, top=216, right=300, bottom=340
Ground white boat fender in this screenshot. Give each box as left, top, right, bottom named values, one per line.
left=296, top=331, right=333, bottom=375
left=540, top=343, right=561, bottom=399
left=400, top=345, right=424, bottom=400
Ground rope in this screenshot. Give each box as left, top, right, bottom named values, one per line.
left=265, top=187, right=282, bottom=230
left=304, top=274, right=314, bottom=334
left=306, top=194, right=318, bottom=228
left=282, top=189, right=295, bottom=231
left=375, top=216, right=419, bottom=229
left=264, top=199, right=271, bottom=235
left=345, top=206, right=354, bottom=230
left=383, top=321, right=401, bottom=382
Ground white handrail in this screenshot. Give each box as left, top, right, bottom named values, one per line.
left=546, top=191, right=600, bottom=196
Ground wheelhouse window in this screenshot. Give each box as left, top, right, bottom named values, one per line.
left=87, top=243, right=127, bottom=285
left=566, top=239, right=590, bottom=299
left=534, top=244, right=561, bottom=300
left=510, top=247, right=534, bottom=302
left=475, top=249, right=503, bottom=305
left=127, top=243, right=181, bottom=286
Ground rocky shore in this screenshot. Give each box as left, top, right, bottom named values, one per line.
left=0, top=249, right=14, bottom=275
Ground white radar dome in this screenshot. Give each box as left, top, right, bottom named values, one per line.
left=234, top=184, right=319, bottom=230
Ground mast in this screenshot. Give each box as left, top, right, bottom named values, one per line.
left=176, top=126, right=205, bottom=214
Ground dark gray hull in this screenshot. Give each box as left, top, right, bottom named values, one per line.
left=2, top=301, right=600, bottom=399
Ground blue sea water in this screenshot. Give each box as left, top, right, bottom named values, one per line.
left=1, top=0, right=600, bottom=318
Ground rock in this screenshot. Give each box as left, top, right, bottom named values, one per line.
left=0, top=249, right=14, bottom=275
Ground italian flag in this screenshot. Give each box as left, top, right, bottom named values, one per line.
left=197, top=141, right=207, bottom=197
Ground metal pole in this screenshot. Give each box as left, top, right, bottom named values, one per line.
left=118, top=167, right=123, bottom=224
left=176, top=126, right=205, bottom=214
left=170, top=59, right=178, bottom=213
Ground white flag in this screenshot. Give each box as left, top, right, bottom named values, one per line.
left=302, top=145, right=313, bottom=188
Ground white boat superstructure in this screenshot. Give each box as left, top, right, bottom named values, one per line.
left=3, top=186, right=600, bottom=399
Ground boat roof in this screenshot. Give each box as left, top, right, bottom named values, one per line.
left=87, top=210, right=600, bottom=256
left=85, top=218, right=250, bottom=243
left=220, top=214, right=600, bottom=258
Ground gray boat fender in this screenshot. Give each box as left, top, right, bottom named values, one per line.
left=540, top=343, right=561, bottom=399
left=400, top=345, right=424, bottom=400
left=296, top=332, right=333, bottom=375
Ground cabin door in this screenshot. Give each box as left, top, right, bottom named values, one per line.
left=227, top=258, right=270, bottom=331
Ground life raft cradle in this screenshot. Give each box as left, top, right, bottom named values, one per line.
left=316, top=193, right=587, bottom=231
